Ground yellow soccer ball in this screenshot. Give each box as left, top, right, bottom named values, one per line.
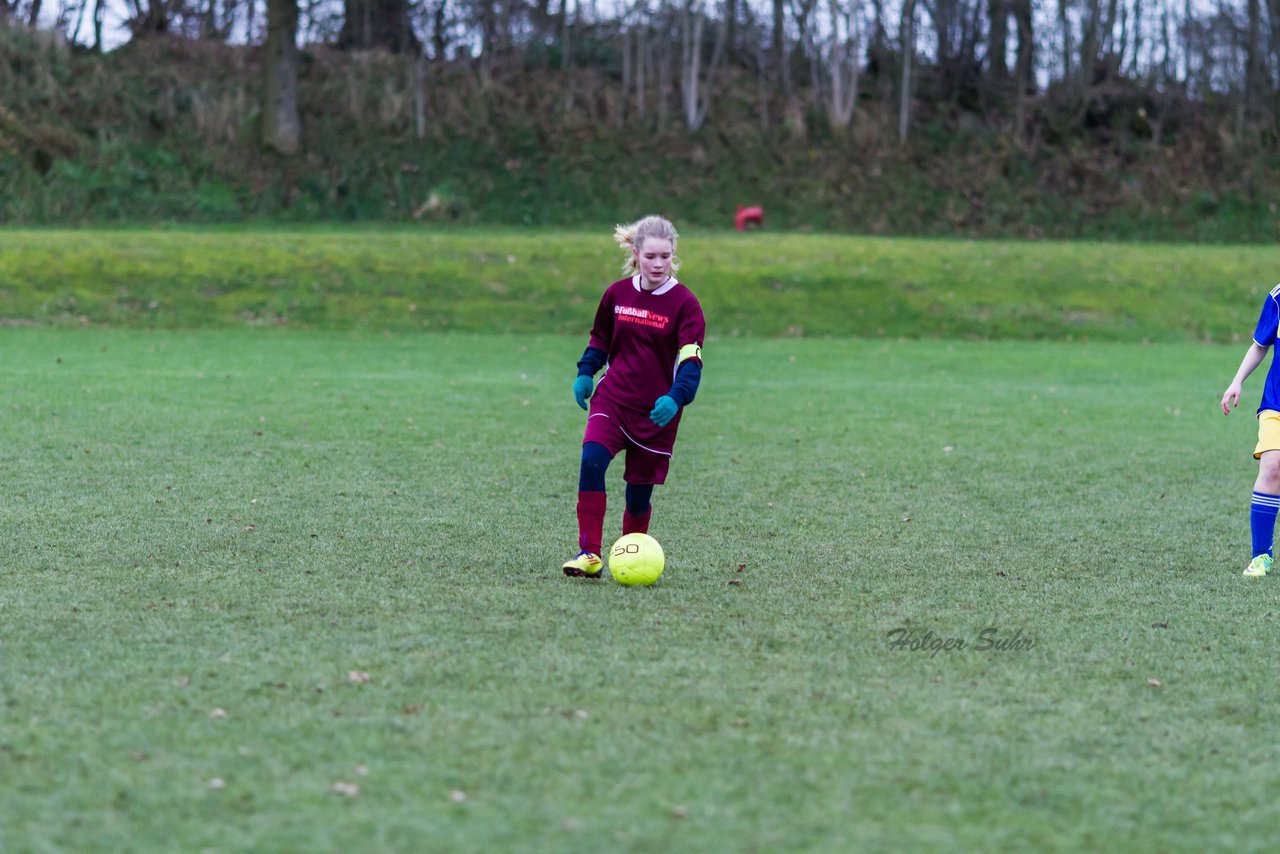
left=608, top=533, right=665, bottom=586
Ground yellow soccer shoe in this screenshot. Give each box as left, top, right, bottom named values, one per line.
left=562, top=551, right=603, bottom=579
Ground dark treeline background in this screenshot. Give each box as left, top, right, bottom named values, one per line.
left=3, top=0, right=1280, bottom=238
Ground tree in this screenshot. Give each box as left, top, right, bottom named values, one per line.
left=1011, top=0, right=1034, bottom=138
left=1055, top=0, right=1073, bottom=82
left=791, top=0, right=822, bottom=111
left=772, top=0, right=789, bottom=93
left=988, top=0, right=1009, bottom=79
left=1268, top=0, right=1280, bottom=132
left=339, top=0, right=421, bottom=52
left=927, top=0, right=985, bottom=100
left=822, top=0, right=861, bottom=130
left=126, top=0, right=175, bottom=36
left=1077, top=0, right=1105, bottom=91
left=681, top=0, right=728, bottom=131
left=1246, top=0, right=1263, bottom=122
left=899, top=0, right=916, bottom=142
left=263, top=0, right=301, bottom=155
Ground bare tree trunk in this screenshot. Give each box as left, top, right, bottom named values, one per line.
left=93, top=0, right=105, bottom=53
left=825, top=0, right=860, bottom=129
left=562, top=0, right=572, bottom=69
left=988, top=0, right=1008, bottom=80
left=681, top=2, right=705, bottom=127
left=1268, top=0, right=1280, bottom=133
left=223, top=0, right=239, bottom=40
left=1124, top=0, right=1143, bottom=76
left=1056, top=0, right=1073, bottom=83
left=636, top=23, right=648, bottom=121
left=131, top=0, right=173, bottom=36
left=755, top=32, right=771, bottom=132
left=680, top=0, right=727, bottom=132
left=263, top=0, right=301, bottom=155
left=1107, top=0, right=1123, bottom=64
left=1104, top=0, right=1120, bottom=58
left=561, top=0, right=574, bottom=111
left=1079, top=0, right=1101, bottom=89
left=791, top=0, right=820, bottom=112
left=802, top=6, right=822, bottom=113
left=658, top=6, right=671, bottom=132
left=340, top=0, right=421, bottom=52
left=1246, top=0, right=1262, bottom=125
left=430, top=0, right=448, bottom=58
left=1013, top=0, right=1033, bottom=86
left=725, top=0, right=736, bottom=61
left=1150, top=0, right=1172, bottom=145
left=622, top=23, right=632, bottom=120
left=71, top=0, right=89, bottom=44
left=772, top=0, right=788, bottom=93
left=898, top=0, right=915, bottom=144
left=479, top=0, right=498, bottom=86
left=413, top=56, right=427, bottom=139
left=932, top=0, right=954, bottom=84
left=1012, top=0, right=1033, bottom=138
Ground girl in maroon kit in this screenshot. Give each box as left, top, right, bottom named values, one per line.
left=562, top=215, right=706, bottom=577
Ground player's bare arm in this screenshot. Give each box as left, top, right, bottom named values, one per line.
left=1223, top=342, right=1270, bottom=414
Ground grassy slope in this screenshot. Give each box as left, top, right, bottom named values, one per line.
left=5, top=30, right=1280, bottom=242
left=1, top=328, right=1276, bottom=851
left=1, top=227, right=1278, bottom=341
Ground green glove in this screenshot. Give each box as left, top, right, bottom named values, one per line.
left=574, top=375, right=593, bottom=410
left=650, top=395, right=678, bottom=427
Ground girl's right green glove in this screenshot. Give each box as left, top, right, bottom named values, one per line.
left=573, top=375, right=594, bottom=410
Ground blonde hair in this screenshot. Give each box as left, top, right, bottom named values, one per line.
left=614, top=215, right=680, bottom=275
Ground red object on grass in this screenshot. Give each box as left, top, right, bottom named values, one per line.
left=735, top=205, right=764, bottom=231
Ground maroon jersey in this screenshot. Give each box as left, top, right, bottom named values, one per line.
left=588, top=275, right=705, bottom=415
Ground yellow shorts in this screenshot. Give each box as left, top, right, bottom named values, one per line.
left=1256, top=410, right=1280, bottom=459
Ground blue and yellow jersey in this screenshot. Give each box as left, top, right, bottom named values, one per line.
left=1254, top=283, right=1280, bottom=413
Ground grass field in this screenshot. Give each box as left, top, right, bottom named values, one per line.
left=2, top=326, right=1275, bottom=852
left=3, top=227, right=1280, bottom=341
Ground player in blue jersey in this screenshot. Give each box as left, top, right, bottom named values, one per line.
left=561, top=215, right=706, bottom=578
left=1222, top=282, right=1280, bottom=576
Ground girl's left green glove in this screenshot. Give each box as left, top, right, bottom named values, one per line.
left=650, top=395, right=678, bottom=427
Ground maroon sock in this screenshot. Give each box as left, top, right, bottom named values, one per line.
left=577, top=491, right=607, bottom=554
left=622, top=507, right=652, bottom=535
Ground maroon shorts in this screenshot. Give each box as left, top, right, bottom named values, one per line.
left=583, top=398, right=680, bottom=486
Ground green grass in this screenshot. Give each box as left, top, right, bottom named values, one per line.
left=2, top=227, right=1280, bottom=341
left=2, top=327, right=1275, bottom=851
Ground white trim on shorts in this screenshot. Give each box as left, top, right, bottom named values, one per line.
left=587, top=412, right=672, bottom=457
